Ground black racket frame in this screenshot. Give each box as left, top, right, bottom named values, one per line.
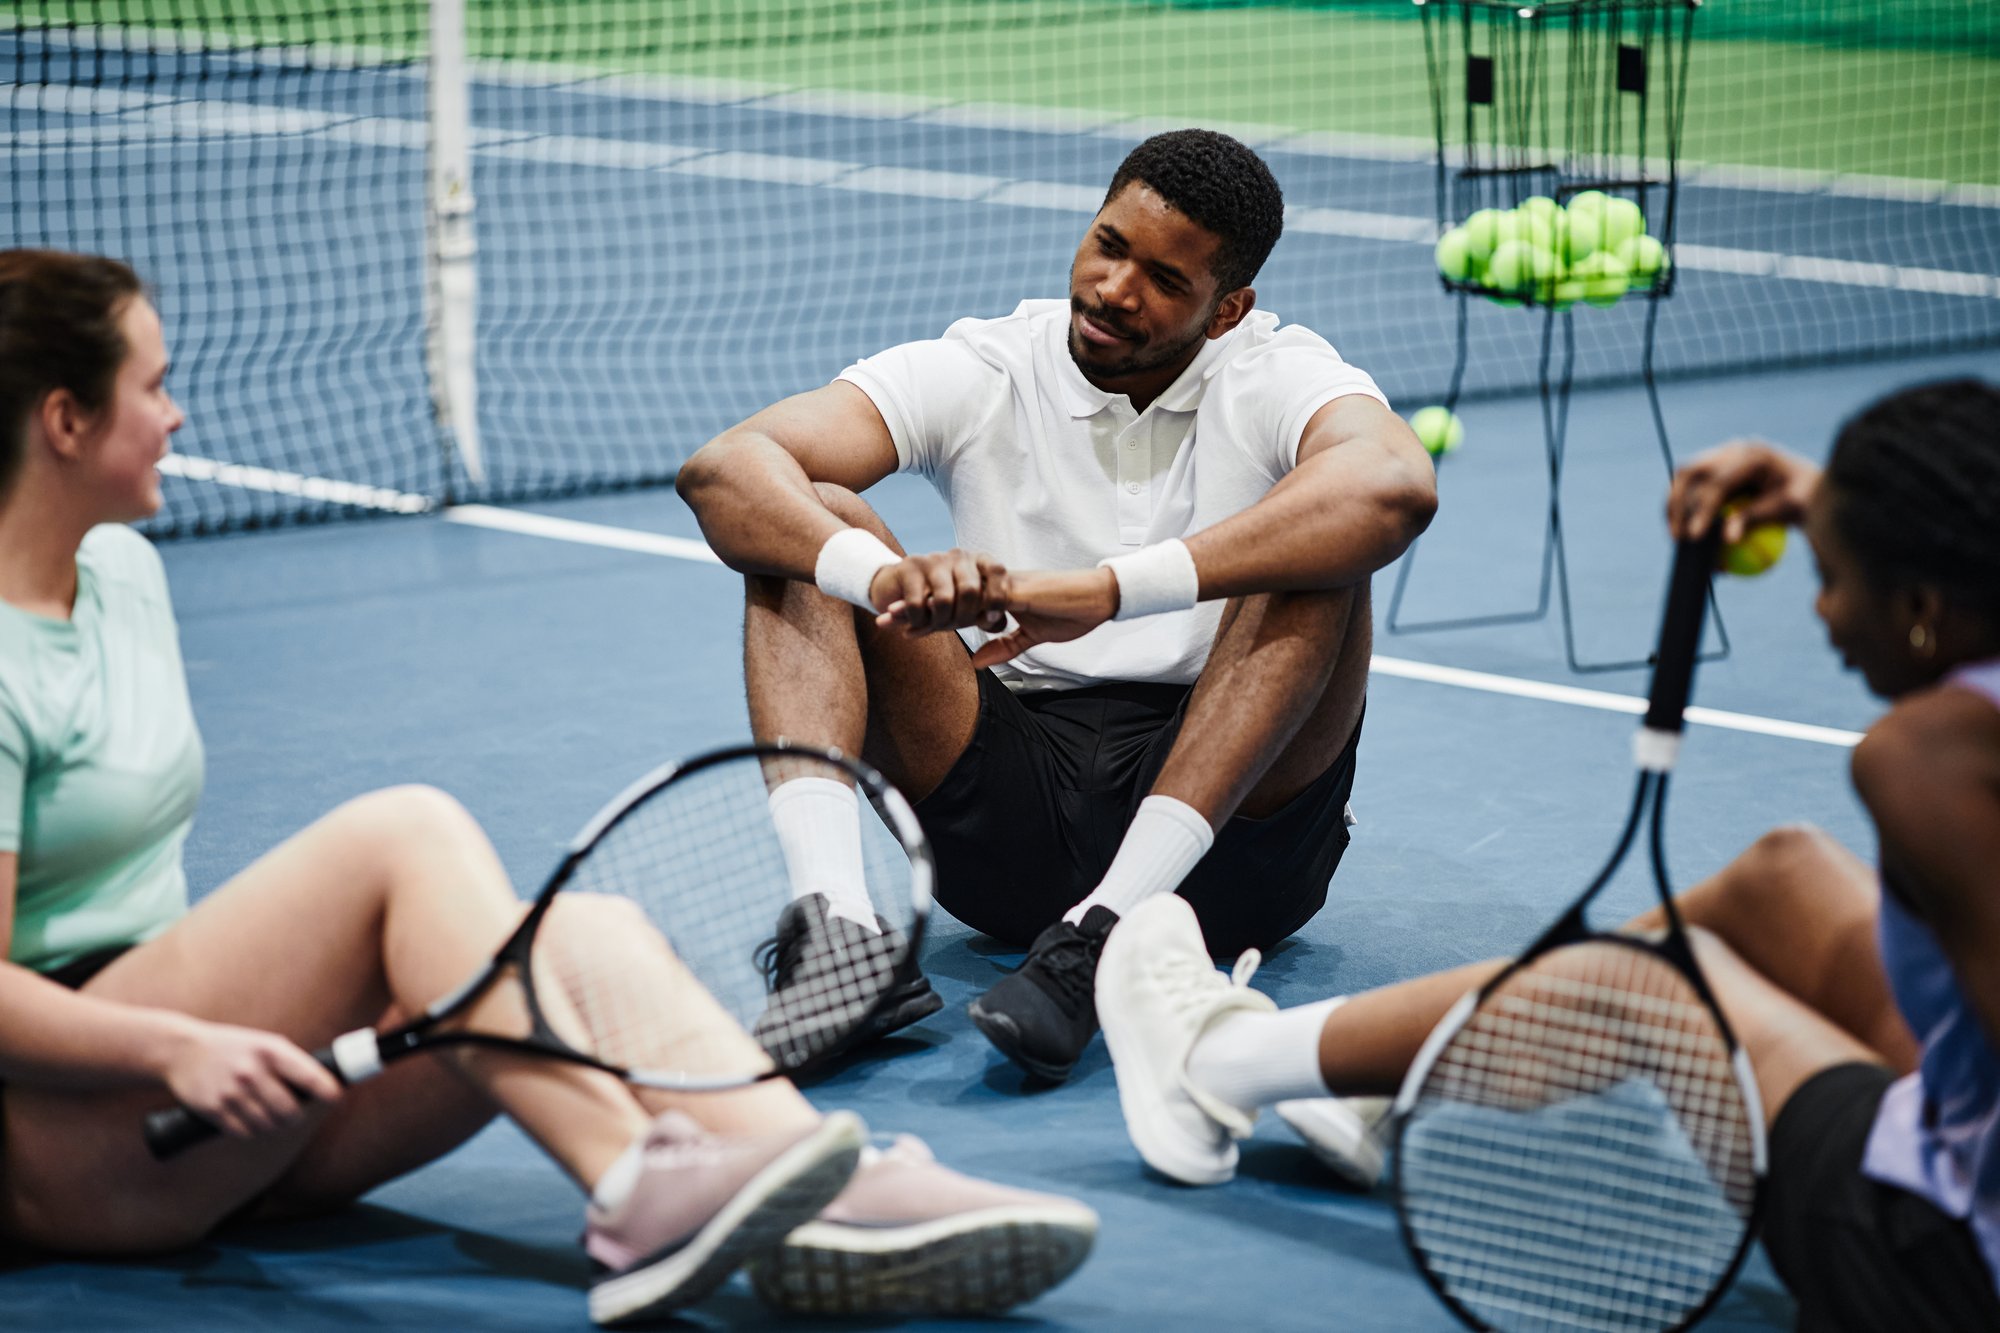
left=144, top=741, right=932, bottom=1160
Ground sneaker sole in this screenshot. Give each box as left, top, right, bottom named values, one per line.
left=588, top=1110, right=866, bottom=1327
left=749, top=1204, right=1098, bottom=1316
left=965, top=1002, right=1078, bottom=1083
left=1274, top=1098, right=1388, bottom=1191
left=858, top=981, right=944, bottom=1044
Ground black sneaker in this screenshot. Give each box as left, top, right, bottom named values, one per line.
left=753, top=895, right=942, bottom=1065
left=966, top=906, right=1119, bottom=1083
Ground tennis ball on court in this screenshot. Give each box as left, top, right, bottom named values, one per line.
left=1573, top=251, right=1631, bottom=307
left=1617, top=234, right=1670, bottom=284
left=1599, top=196, right=1645, bottom=250
left=1410, top=406, right=1465, bottom=458
left=1718, top=503, right=1787, bottom=576
left=1435, top=226, right=1476, bottom=282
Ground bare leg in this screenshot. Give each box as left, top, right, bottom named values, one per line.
left=0, top=786, right=793, bottom=1253
left=744, top=484, right=980, bottom=802
left=1150, top=583, right=1369, bottom=822
left=1625, top=823, right=1916, bottom=1071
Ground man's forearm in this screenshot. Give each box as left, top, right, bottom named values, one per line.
left=1183, top=440, right=1436, bottom=599
left=677, top=432, right=850, bottom=580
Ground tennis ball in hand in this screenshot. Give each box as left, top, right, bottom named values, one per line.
left=1435, top=226, right=1476, bottom=281
left=1410, top=406, right=1464, bottom=458
left=1617, top=234, right=1669, bottom=284
left=1599, top=196, right=1645, bottom=250
left=1718, top=504, right=1787, bottom=576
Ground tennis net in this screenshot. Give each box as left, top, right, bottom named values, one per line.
left=6, top=1, right=1997, bottom=536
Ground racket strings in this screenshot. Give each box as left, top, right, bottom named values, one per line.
left=547, top=752, right=918, bottom=1078
left=1402, top=943, right=1758, bottom=1333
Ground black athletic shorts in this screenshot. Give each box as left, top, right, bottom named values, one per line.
left=913, top=669, right=1360, bottom=956
left=1762, top=1061, right=2000, bottom=1332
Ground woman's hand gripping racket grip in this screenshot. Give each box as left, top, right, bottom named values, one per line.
left=1642, top=529, right=1724, bottom=744
left=143, top=1032, right=372, bottom=1160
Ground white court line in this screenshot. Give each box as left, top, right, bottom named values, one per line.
left=444, top=503, right=722, bottom=563
left=19, top=90, right=1997, bottom=303
left=440, top=503, right=1866, bottom=748
left=25, top=23, right=1999, bottom=209
left=158, top=454, right=432, bottom=514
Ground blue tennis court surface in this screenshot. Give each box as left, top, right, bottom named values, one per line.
left=6, top=342, right=1994, bottom=1329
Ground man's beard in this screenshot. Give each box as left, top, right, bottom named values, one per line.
left=1067, top=296, right=1209, bottom=384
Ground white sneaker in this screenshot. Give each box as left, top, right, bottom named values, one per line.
left=1274, top=1096, right=1391, bottom=1191
left=1095, top=895, right=1276, bottom=1186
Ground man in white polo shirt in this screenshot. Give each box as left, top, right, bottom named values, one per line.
left=678, top=129, right=1436, bottom=1084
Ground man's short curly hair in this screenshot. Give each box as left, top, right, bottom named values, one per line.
left=1103, top=129, right=1285, bottom=295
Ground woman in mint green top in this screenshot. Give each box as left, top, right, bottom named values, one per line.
left=0, top=521, right=204, bottom=976
left=0, top=251, right=744, bottom=1265
left=0, top=251, right=1096, bottom=1327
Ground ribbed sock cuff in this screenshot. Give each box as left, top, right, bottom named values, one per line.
left=1065, top=795, right=1214, bottom=924
left=1185, top=995, right=1346, bottom=1111
left=768, top=776, right=878, bottom=931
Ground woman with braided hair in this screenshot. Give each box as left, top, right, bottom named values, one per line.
left=1094, top=377, right=2000, bottom=1331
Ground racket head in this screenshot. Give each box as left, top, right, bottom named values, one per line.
left=517, top=742, right=933, bottom=1087
left=1392, top=933, right=1765, bottom=1333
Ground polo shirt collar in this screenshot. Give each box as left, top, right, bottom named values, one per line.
left=1048, top=309, right=1248, bottom=418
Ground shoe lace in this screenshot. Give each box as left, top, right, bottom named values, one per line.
left=755, top=910, right=809, bottom=992
left=1031, top=926, right=1107, bottom=1011
left=1153, top=948, right=1263, bottom=1022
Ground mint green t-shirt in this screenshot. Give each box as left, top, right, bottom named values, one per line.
left=0, top=524, right=204, bottom=974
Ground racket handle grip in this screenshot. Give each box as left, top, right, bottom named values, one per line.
left=142, top=1048, right=345, bottom=1162
left=142, top=1104, right=224, bottom=1160
left=1644, top=531, right=1722, bottom=737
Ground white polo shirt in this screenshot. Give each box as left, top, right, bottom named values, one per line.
left=838, top=298, right=1387, bottom=691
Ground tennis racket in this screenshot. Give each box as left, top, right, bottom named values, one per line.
left=1392, top=533, right=1766, bottom=1333
left=145, top=742, right=933, bottom=1159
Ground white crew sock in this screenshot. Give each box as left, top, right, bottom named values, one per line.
left=1064, top=795, right=1214, bottom=925
left=767, top=777, right=880, bottom=932
left=1184, top=995, right=1346, bottom=1112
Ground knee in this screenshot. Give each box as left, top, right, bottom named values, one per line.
left=347, top=783, right=479, bottom=837
left=1723, top=823, right=1842, bottom=911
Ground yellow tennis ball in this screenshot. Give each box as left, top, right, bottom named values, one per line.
left=1518, top=195, right=1561, bottom=228
left=1719, top=505, right=1787, bottom=576
left=1462, top=208, right=1509, bottom=262
left=1573, top=252, right=1631, bottom=307
left=1617, top=234, right=1669, bottom=284
left=1600, top=196, right=1645, bottom=250
left=1435, top=226, right=1476, bottom=282
left=1410, top=406, right=1465, bottom=458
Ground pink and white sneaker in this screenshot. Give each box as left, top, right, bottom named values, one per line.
left=749, top=1135, right=1098, bottom=1316
left=584, top=1108, right=864, bottom=1326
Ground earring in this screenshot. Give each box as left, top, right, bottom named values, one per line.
left=1910, top=623, right=1935, bottom=657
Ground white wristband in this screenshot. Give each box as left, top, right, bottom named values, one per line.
left=814, top=528, right=901, bottom=611
left=1099, top=539, right=1200, bottom=621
